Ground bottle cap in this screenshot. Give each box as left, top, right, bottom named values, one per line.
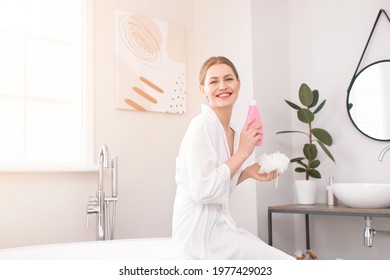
left=250, top=100, right=257, bottom=106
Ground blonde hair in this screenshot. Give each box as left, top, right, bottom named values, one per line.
left=199, top=56, right=239, bottom=86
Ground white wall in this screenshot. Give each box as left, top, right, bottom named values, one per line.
left=287, top=0, right=390, bottom=259
left=0, top=172, right=97, bottom=248
left=251, top=0, right=296, bottom=256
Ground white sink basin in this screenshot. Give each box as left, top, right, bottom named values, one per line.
left=332, top=183, right=390, bottom=208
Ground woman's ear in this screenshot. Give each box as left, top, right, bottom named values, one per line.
left=199, top=85, right=208, bottom=102
left=199, top=84, right=204, bottom=94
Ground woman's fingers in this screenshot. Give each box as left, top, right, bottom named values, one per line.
left=246, top=126, right=262, bottom=140
left=257, top=169, right=278, bottom=181
left=245, top=118, right=263, bottom=134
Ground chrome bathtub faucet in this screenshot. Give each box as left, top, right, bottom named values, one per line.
left=86, top=144, right=118, bottom=241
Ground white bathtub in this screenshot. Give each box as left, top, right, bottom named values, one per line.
left=0, top=237, right=174, bottom=260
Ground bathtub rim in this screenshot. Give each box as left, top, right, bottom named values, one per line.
left=0, top=237, right=173, bottom=260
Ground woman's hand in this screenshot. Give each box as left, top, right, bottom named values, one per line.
left=236, top=118, right=262, bottom=160
left=241, top=163, right=278, bottom=182
left=227, top=119, right=263, bottom=181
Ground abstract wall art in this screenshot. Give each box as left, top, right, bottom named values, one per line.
left=115, top=10, right=186, bottom=114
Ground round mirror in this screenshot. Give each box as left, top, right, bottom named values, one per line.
left=347, top=60, right=390, bottom=141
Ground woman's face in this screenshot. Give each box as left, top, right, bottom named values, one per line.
left=200, top=63, right=240, bottom=109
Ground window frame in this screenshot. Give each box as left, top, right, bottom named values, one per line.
left=0, top=0, right=95, bottom=172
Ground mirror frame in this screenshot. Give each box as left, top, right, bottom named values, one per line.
left=346, top=59, right=390, bottom=142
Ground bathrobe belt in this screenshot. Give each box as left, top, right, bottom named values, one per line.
left=176, top=188, right=239, bottom=233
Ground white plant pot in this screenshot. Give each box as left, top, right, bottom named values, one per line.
left=295, top=180, right=317, bottom=205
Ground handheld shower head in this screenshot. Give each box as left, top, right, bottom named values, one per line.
left=99, top=144, right=110, bottom=168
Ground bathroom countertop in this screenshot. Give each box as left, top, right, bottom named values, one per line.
left=268, top=204, right=390, bottom=217
left=268, top=204, right=390, bottom=249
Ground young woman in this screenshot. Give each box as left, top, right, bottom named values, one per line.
left=172, top=56, right=293, bottom=259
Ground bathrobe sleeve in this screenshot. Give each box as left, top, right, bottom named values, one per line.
left=176, top=117, right=231, bottom=205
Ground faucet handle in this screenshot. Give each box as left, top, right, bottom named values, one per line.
left=104, top=196, right=118, bottom=203
left=86, top=194, right=98, bottom=228
left=88, top=194, right=97, bottom=204
left=86, top=205, right=93, bottom=228
left=86, top=205, right=97, bottom=227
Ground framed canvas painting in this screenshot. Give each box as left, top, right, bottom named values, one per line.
left=115, top=11, right=186, bottom=114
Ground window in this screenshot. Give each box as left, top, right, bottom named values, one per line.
left=0, top=0, right=93, bottom=168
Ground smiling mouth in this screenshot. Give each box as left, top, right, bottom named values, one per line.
left=216, top=92, right=232, bottom=98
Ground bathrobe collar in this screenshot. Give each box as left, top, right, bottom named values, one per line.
left=201, top=104, right=238, bottom=158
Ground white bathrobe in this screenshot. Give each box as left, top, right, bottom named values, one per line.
left=172, top=104, right=293, bottom=260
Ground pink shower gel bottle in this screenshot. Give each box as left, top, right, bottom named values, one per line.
left=246, top=100, right=263, bottom=146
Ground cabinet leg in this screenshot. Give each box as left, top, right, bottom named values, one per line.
left=305, top=214, right=310, bottom=250
left=268, top=210, right=273, bottom=246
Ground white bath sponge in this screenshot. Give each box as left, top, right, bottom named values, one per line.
left=258, top=151, right=290, bottom=175
left=258, top=151, right=290, bottom=188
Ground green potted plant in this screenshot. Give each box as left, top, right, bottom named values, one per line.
left=277, top=83, right=335, bottom=204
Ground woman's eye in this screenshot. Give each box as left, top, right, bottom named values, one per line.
left=209, top=80, right=217, bottom=84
